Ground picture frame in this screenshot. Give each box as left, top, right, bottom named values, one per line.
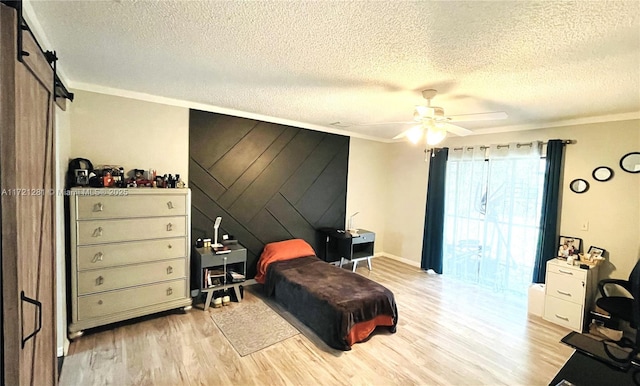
left=587, top=246, right=606, bottom=258
left=558, top=236, right=582, bottom=257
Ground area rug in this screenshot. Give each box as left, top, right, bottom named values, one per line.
left=209, top=294, right=299, bottom=356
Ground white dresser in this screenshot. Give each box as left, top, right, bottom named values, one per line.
left=543, top=258, right=598, bottom=332
left=68, top=188, right=192, bottom=338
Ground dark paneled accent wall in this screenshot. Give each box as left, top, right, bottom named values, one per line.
left=189, top=110, right=349, bottom=278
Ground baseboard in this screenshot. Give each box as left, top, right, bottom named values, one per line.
left=377, top=252, right=421, bottom=268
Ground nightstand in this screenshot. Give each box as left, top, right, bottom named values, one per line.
left=191, top=244, right=247, bottom=310
left=318, top=228, right=375, bottom=272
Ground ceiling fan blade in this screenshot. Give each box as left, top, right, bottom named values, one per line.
left=392, top=127, right=412, bottom=139
left=446, top=111, right=508, bottom=122
left=392, top=124, right=422, bottom=139
left=440, top=122, right=473, bottom=137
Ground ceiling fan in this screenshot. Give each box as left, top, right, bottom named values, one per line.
left=391, top=89, right=508, bottom=145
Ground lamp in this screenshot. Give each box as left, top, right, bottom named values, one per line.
left=348, top=212, right=360, bottom=235
left=212, top=216, right=223, bottom=248
left=425, top=121, right=447, bottom=146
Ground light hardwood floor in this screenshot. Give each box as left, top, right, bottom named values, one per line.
left=59, top=257, right=573, bottom=385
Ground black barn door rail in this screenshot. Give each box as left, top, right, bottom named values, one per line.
left=1, top=0, right=74, bottom=102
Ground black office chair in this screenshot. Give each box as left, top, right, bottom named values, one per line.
left=596, top=259, right=640, bottom=349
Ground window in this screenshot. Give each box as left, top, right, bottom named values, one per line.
left=442, top=143, right=545, bottom=295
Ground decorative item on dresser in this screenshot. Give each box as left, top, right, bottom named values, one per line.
left=543, top=258, right=599, bottom=332
left=68, top=188, right=192, bottom=339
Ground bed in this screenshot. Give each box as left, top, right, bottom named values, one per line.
left=255, top=239, right=397, bottom=351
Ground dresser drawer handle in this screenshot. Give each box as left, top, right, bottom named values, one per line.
left=167, top=266, right=173, bottom=274
left=166, top=223, right=173, bottom=231
left=168, top=244, right=172, bottom=249
left=166, top=287, right=173, bottom=296
left=92, top=252, right=104, bottom=263
left=96, top=276, right=104, bottom=286
left=98, top=300, right=103, bottom=305
left=94, top=202, right=104, bottom=212
left=556, top=290, right=571, bottom=297
left=92, top=227, right=103, bottom=237
left=558, top=269, right=573, bottom=275
left=555, top=314, right=569, bottom=321
left=167, top=201, right=174, bottom=209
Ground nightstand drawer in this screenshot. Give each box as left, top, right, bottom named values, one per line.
left=200, top=250, right=247, bottom=267
left=546, top=272, right=585, bottom=305
left=76, top=194, right=187, bottom=220
left=352, top=232, right=375, bottom=245
left=78, top=258, right=186, bottom=295
left=77, top=216, right=186, bottom=245
left=77, top=279, right=186, bottom=320
left=544, top=296, right=583, bottom=331
left=77, top=237, right=188, bottom=270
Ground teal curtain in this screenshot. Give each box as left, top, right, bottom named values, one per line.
left=421, top=147, right=448, bottom=273
left=532, top=140, right=565, bottom=283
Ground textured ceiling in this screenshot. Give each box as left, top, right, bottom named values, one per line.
left=26, top=0, right=640, bottom=141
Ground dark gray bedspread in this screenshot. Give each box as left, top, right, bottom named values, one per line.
left=263, top=256, right=397, bottom=350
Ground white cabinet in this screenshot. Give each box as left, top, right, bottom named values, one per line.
left=543, top=258, right=598, bottom=332
left=68, top=188, right=192, bottom=338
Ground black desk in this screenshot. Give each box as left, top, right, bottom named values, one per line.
left=318, top=228, right=375, bottom=271
left=550, top=351, right=638, bottom=386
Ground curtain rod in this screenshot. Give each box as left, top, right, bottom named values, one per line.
left=448, top=139, right=574, bottom=152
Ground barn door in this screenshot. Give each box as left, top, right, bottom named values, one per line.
left=1, top=3, right=57, bottom=385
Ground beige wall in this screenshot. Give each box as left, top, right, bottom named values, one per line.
left=347, top=138, right=429, bottom=266
left=346, top=138, right=389, bottom=253
left=381, top=142, right=429, bottom=266
left=69, top=90, right=189, bottom=183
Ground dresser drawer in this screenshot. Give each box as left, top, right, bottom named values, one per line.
left=546, top=262, right=587, bottom=280
left=76, top=194, right=187, bottom=220
left=77, top=237, right=187, bottom=271
left=77, top=216, right=186, bottom=245
left=77, top=279, right=186, bottom=320
left=544, top=296, right=583, bottom=331
left=546, top=272, right=586, bottom=305
left=78, top=258, right=186, bottom=295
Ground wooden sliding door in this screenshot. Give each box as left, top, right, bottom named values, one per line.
left=1, top=3, right=57, bottom=385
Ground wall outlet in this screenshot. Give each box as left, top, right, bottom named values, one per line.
left=581, top=220, right=589, bottom=231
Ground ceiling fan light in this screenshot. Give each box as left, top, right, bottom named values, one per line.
left=406, top=125, right=423, bottom=144
left=425, top=125, right=447, bottom=146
